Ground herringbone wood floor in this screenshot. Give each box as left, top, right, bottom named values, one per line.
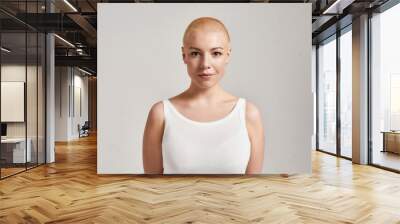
left=1, top=134, right=400, bottom=224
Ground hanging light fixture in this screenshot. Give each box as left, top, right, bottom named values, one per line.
left=63, top=0, right=78, bottom=12
left=1, top=47, right=11, bottom=53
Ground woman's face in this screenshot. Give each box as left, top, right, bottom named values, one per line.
left=182, top=29, right=231, bottom=89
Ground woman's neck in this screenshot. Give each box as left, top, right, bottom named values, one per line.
left=185, top=83, right=226, bottom=101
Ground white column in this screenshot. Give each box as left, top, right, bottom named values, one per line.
left=352, top=14, right=369, bottom=164
left=46, top=33, right=55, bottom=163
left=45, top=1, right=55, bottom=163
left=55, top=67, right=74, bottom=141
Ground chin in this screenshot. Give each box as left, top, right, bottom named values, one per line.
left=193, top=80, right=218, bottom=89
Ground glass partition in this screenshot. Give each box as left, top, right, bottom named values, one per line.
left=371, top=3, right=400, bottom=171
left=339, top=28, right=352, bottom=158
left=27, top=31, right=38, bottom=169
left=1, top=31, right=28, bottom=177
left=0, top=1, right=46, bottom=179
left=317, top=36, right=337, bottom=154
left=38, top=32, right=45, bottom=165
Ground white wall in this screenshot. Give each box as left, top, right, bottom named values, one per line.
left=55, top=67, right=70, bottom=141
left=1, top=66, right=26, bottom=126
left=1, top=65, right=40, bottom=138
left=98, top=3, right=313, bottom=174
left=55, top=67, right=89, bottom=141
left=72, top=73, right=89, bottom=138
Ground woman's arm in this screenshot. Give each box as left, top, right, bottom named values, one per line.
left=245, top=101, right=265, bottom=174
left=142, top=101, right=165, bottom=174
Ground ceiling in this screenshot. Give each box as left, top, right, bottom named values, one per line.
left=0, top=0, right=393, bottom=75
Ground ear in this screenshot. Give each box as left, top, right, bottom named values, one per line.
left=225, top=48, right=232, bottom=64
left=181, top=46, right=187, bottom=64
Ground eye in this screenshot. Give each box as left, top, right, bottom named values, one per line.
left=212, top=52, right=223, bottom=57
left=190, top=52, right=200, bottom=57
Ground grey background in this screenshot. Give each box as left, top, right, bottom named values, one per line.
left=97, top=3, right=312, bottom=174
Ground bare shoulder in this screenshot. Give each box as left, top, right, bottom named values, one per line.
left=147, top=101, right=164, bottom=123
left=245, top=100, right=263, bottom=125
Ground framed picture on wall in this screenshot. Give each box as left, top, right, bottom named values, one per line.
left=1, top=81, right=25, bottom=122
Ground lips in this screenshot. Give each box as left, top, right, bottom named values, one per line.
left=198, top=73, right=214, bottom=77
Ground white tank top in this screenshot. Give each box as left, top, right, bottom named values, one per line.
left=161, top=98, right=251, bottom=174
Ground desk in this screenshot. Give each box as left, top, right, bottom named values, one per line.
left=1, top=138, right=31, bottom=163
left=382, top=131, right=400, bottom=154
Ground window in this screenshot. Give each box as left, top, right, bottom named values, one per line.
left=339, top=28, right=352, bottom=158
left=318, top=36, right=337, bottom=154
left=371, top=2, right=400, bottom=171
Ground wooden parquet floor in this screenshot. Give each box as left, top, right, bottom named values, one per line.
left=1, top=134, right=400, bottom=224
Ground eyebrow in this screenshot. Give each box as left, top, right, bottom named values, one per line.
left=189, top=47, right=224, bottom=51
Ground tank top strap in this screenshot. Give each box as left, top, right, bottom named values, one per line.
left=162, top=99, right=169, bottom=112
left=237, top=98, right=247, bottom=127
left=162, top=99, right=172, bottom=123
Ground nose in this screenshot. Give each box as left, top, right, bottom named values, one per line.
left=200, top=54, right=211, bottom=70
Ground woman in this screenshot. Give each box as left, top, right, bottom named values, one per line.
left=142, top=17, right=264, bottom=174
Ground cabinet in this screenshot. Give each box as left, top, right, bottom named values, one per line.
left=382, top=131, right=400, bottom=154
left=0, top=138, right=32, bottom=165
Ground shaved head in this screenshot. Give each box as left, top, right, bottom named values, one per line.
left=183, top=17, right=230, bottom=46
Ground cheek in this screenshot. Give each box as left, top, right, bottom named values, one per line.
left=214, top=59, right=227, bottom=73
left=185, top=61, right=198, bottom=76
left=187, top=59, right=199, bottom=70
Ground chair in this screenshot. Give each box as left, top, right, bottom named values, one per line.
left=79, top=121, right=90, bottom=138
